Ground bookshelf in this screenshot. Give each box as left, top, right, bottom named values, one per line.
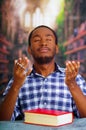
left=64, top=31, right=86, bottom=47
left=64, top=30, right=86, bottom=80
left=0, top=35, right=11, bottom=96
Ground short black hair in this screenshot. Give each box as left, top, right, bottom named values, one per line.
left=28, top=25, right=58, bottom=46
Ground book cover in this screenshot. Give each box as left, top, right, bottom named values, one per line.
left=24, top=109, right=73, bottom=127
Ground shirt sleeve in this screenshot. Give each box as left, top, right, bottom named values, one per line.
left=11, top=98, right=24, bottom=121
left=76, top=74, right=86, bottom=95
left=72, top=74, right=86, bottom=118
left=3, top=78, right=13, bottom=96
left=3, top=78, right=23, bottom=121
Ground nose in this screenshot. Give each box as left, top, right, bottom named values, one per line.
left=41, top=39, right=47, bottom=46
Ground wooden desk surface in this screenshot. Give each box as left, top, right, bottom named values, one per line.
left=0, top=118, right=86, bottom=130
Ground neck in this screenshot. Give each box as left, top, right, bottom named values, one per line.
left=33, top=60, right=55, bottom=77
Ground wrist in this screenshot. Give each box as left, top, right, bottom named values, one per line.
left=66, top=80, right=77, bottom=89
left=11, top=81, right=22, bottom=92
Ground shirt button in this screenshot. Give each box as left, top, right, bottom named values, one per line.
left=44, top=78, right=47, bottom=82
left=44, top=88, right=48, bottom=92
left=44, top=102, right=47, bottom=106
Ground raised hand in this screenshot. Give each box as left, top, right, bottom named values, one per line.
left=65, top=61, right=80, bottom=87
left=13, top=56, right=32, bottom=88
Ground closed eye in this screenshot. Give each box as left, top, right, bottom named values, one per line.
left=34, top=39, right=40, bottom=42
left=33, top=38, right=41, bottom=42
left=46, top=38, right=52, bottom=41
left=46, top=39, right=52, bottom=41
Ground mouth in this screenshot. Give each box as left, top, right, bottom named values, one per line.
left=38, top=47, right=50, bottom=53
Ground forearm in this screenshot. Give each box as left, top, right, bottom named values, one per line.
left=68, top=81, right=86, bottom=118
left=0, top=82, right=20, bottom=121
left=0, top=57, right=31, bottom=121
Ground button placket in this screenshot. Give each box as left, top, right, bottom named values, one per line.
left=43, top=78, right=48, bottom=107
left=39, top=78, right=48, bottom=108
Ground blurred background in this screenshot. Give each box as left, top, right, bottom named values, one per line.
left=0, top=0, right=86, bottom=99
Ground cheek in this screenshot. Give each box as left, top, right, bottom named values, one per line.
left=29, top=48, right=37, bottom=56
left=51, top=45, right=57, bottom=51
left=28, top=47, right=35, bottom=55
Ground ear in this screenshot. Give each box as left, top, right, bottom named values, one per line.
left=56, top=45, right=59, bottom=54
left=28, top=47, right=32, bottom=55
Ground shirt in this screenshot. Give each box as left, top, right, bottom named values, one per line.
left=3, top=64, right=86, bottom=120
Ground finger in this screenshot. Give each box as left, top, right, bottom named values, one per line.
left=26, top=68, right=32, bottom=76
left=14, top=60, right=18, bottom=69
left=66, top=61, right=79, bottom=73
left=15, top=62, right=26, bottom=76
left=72, top=61, right=80, bottom=72
left=65, top=61, right=80, bottom=82
left=65, top=68, right=72, bottom=80
left=66, top=61, right=73, bottom=72
left=18, top=57, right=22, bottom=64
left=21, top=57, right=29, bottom=68
left=16, top=57, right=29, bottom=71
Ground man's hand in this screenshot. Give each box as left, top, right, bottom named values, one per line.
left=65, top=61, right=80, bottom=87
left=13, top=56, right=32, bottom=89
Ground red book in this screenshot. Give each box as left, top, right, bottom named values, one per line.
left=24, top=109, right=73, bottom=127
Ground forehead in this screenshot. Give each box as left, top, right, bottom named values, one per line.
left=31, top=27, right=55, bottom=38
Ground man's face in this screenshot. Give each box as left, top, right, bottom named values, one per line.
left=28, top=27, right=58, bottom=64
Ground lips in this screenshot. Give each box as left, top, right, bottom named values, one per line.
left=38, top=47, right=50, bottom=53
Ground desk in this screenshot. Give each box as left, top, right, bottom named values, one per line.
left=0, top=118, right=86, bottom=130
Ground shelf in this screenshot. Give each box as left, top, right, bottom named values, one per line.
left=0, top=59, right=9, bottom=63
left=0, top=87, right=6, bottom=95
left=0, top=78, right=8, bottom=85
left=0, top=48, right=9, bottom=55
left=0, top=70, right=9, bottom=73
left=81, top=73, right=86, bottom=78
left=65, top=45, right=86, bottom=55
left=0, top=35, right=11, bottom=88
left=0, top=37, right=11, bottom=46
left=64, top=30, right=86, bottom=46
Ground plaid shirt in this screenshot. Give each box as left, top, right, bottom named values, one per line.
left=3, top=64, right=86, bottom=120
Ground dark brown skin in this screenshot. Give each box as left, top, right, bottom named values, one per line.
left=0, top=27, right=86, bottom=121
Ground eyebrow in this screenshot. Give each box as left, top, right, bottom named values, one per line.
left=32, top=34, right=53, bottom=38
left=32, top=34, right=40, bottom=38
left=46, top=34, right=53, bottom=37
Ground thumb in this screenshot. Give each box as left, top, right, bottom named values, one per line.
left=26, top=69, right=32, bottom=76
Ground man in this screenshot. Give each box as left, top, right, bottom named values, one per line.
left=0, top=25, right=86, bottom=121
